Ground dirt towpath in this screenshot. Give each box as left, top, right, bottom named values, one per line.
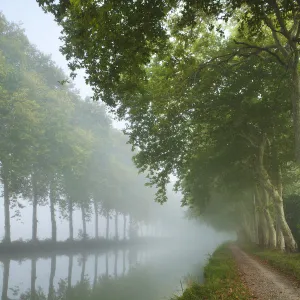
left=230, top=245, right=300, bottom=300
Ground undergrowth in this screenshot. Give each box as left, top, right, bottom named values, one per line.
left=171, top=244, right=251, bottom=300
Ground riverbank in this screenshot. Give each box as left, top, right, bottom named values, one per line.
left=0, top=237, right=161, bottom=260
left=172, top=243, right=251, bottom=299
left=173, top=243, right=300, bottom=300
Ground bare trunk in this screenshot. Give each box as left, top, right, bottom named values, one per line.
left=114, top=250, right=118, bottom=277
left=94, top=201, right=99, bottom=239
left=1, top=260, right=10, bottom=300
left=256, top=137, right=298, bottom=251
left=261, top=188, right=277, bottom=249
left=255, top=187, right=270, bottom=247
left=123, top=214, right=127, bottom=240
left=253, top=192, right=259, bottom=244
left=49, top=180, right=57, bottom=243
left=106, top=211, right=109, bottom=240
left=291, top=65, right=300, bottom=162
left=32, top=174, right=38, bottom=243
left=115, top=211, right=119, bottom=240
left=81, top=204, right=87, bottom=239
left=93, top=254, right=98, bottom=289
left=105, top=252, right=109, bottom=276
left=31, top=258, right=37, bottom=300
left=123, top=249, right=126, bottom=275
left=48, top=255, right=56, bottom=300
left=68, top=255, right=73, bottom=289
left=260, top=212, right=270, bottom=247
left=276, top=213, right=285, bottom=251
left=81, top=255, right=86, bottom=282
left=2, top=166, right=10, bottom=243
left=68, top=196, right=73, bottom=241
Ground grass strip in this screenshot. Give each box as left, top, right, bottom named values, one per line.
left=172, top=244, right=251, bottom=300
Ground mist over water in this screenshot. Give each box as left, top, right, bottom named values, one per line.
left=0, top=217, right=232, bottom=300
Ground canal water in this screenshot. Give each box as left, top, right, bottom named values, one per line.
left=0, top=230, right=231, bottom=300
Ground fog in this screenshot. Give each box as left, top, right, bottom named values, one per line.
left=0, top=1, right=235, bottom=299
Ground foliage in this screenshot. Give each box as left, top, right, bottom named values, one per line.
left=0, top=13, right=160, bottom=244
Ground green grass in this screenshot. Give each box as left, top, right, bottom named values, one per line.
left=171, top=244, right=251, bottom=300
left=244, top=244, right=300, bottom=281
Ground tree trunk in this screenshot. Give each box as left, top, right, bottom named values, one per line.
left=93, top=253, right=98, bottom=289
left=256, top=137, right=298, bottom=251
left=81, top=255, right=86, bottom=282
left=48, top=255, right=56, bottom=300
left=2, top=162, right=11, bottom=243
left=81, top=204, right=87, bottom=239
left=49, top=180, right=57, bottom=243
left=114, top=250, right=118, bottom=277
left=253, top=192, right=259, bottom=244
left=106, top=211, right=109, bottom=240
left=274, top=199, right=297, bottom=252
left=291, top=65, right=300, bottom=162
left=94, top=201, right=99, bottom=239
left=115, top=211, right=119, bottom=240
left=1, top=259, right=10, bottom=300
left=32, top=174, right=38, bottom=243
left=261, top=188, right=277, bottom=249
left=123, top=249, right=126, bottom=275
left=105, top=252, right=109, bottom=277
left=68, top=254, right=73, bottom=289
left=276, top=213, right=285, bottom=251
left=68, top=196, right=73, bottom=241
left=31, top=258, right=37, bottom=300
left=123, top=214, right=127, bottom=240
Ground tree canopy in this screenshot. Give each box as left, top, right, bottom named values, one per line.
left=0, top=13, right=161, bottom=244
left=35, top=0, right=300, bottom=252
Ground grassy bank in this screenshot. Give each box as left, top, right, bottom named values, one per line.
left=244, top=244, right=300, bottom=281
left=172, top=244, right=251, bottom=300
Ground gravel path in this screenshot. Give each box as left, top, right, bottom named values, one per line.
left=230, top=245, right=300, bottom=300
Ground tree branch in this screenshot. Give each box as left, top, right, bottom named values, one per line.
left=233, top=40, right=287, bottom=66
left=263, top=16, right=289, bottom=58
left=267, top=0, right=291, bottom=40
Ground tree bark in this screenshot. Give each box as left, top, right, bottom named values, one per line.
left=256, top=137, right=298, bottom=251
left=106, top=211, right=109, bottom=240
left=49, top=179, right=57, bottom=243
left=114, top=250, right=118, bottom=278
left=291, top=65, right=300, bottom=162
left=94, top=201, right=99, bottom=239
left=1, top=259, right=10, bottom=300
left=31, top=258, right=37, bottom=300
left=2, top=164, right=11, bottom=243
left=68, top=196, right=73, bottom=241
left=261, top=188, right=277, bottom=249
left=105, top=252, right=109, bottom=277
left=68, top=254, right=73, bottom=289
left=276, top=213, right=285, bottom=251
left=123, top=249, right=126, bottom=275
left=93, top=253, right=98, bottom=289
left=32, top=174, right=38, bottom=243
left=81, top=204, right=87, bottom=239
left=115, top=211, right=119, bottom=240
left=48, top=255, right=56, bottom=300
left=253, top=192, right=259, bottom=244
left=123, top=214, right=127, bottom=240
left=81, top=255, right=86, bottom=282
